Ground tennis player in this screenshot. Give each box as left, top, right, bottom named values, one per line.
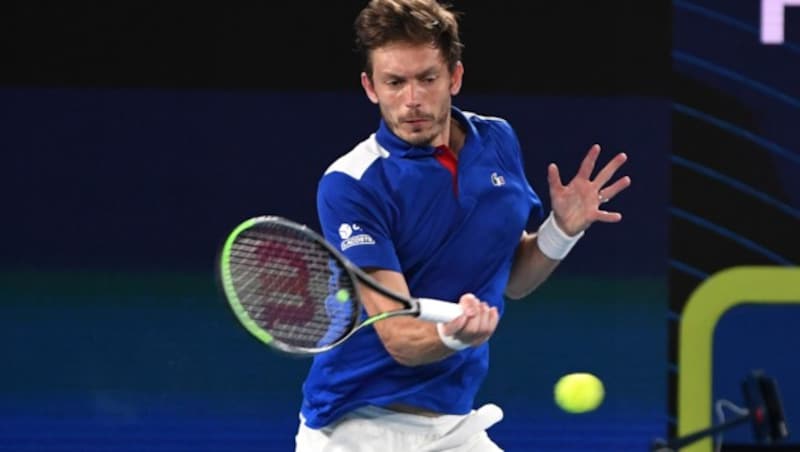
left=296, top=0, right=631, bottom=450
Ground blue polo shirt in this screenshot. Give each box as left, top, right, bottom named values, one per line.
left=301, top=107, right=542, bottom=428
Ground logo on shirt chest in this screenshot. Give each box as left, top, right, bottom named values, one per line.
left=490, top=172, right=506, bottom=187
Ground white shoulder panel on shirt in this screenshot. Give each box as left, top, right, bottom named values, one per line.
left=324, top=134, right=390, bottom=180
left=462, top=110, right=505, bottom=124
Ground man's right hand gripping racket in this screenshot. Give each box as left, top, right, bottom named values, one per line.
left=218, top=216, right=464, bottom=355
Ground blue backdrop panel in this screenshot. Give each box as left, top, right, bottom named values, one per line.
left=1, top=88, right=668, bottom=450
left=1, top=88, right=668, bottom=277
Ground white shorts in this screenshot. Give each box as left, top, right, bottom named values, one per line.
left=295, top=404, right=504, bottom=452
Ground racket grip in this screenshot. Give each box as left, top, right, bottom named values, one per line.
left=416, top=298, right=463, bottom=323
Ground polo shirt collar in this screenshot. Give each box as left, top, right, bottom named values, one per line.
left=375, top=106, right=477, bottom=158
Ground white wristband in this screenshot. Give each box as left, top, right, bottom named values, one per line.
left=436, top=323, right=471, bottom=351
left=536, top=211, right=584, bottom=260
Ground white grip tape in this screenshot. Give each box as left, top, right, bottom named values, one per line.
left=536, top=211, right=584, bottom=260
left=416, top=298, right=469, bottom=351
left=436, top=322, right=471, bottom=351
left=416, top=297, right=463, bottom=323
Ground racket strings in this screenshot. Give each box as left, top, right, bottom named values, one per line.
left=228, top=224, right=357, bottom=350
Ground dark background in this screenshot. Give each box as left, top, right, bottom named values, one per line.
left=671, top=1, right=800, bottom=450
left=4, top=1, right=792, bottom=451
left=0, top=1, right=669, bottom=94
left=2, top=0, right=670, bottom=274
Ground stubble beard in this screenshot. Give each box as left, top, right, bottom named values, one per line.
left=382, top=103, right=451, bottom=147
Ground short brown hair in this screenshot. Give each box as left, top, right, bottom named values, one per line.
left=355, top=0, right=463, bottom=77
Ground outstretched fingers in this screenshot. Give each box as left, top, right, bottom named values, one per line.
left=598, top=175, right=632, bottom=203
left=595, top=209, right=623, bottom=223
left=593, top=152, right=628, bottom=188
left=595, top=173, right=631, bottom=223
left=577, top=144, right=601, bottom=180
left=547, top=162, right=564, bottom=192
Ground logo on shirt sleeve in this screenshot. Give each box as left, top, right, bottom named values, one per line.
left=338, top=223, right=375, bottom=251
left=338, top=224, right=353, bottom=239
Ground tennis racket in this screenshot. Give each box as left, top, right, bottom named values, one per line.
left=218, top=215, right=464, bottom=355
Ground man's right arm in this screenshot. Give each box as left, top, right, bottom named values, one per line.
left=361, top=268, right=498, bottom=367
left=317, top=173, right=498, bottom=365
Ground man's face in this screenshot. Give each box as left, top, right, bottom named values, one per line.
left=361, top=42, right=463, bottom=147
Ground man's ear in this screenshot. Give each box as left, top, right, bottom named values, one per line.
left=361, top=72, right=379, bottom=104
left=450, top=61, right=464, bottom=96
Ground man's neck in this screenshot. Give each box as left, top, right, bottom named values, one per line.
left=447, top=116, right=466, bottom=157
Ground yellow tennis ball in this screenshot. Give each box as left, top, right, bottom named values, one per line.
left=554, top=372, right=605, bottom=413
left=335, top=289, right=350, bottom=302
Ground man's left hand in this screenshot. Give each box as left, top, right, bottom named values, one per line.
left=547, top=144, right=631, bottom=236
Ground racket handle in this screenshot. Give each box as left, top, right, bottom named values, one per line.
left=416, top=298, right=463, bottom=323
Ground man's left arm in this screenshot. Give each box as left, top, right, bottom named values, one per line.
left=505, top=144, right=631, bottom=299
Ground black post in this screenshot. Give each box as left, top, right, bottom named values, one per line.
left=652, top=371, right=789, bottom=452
left=651, top=411, right=756, bottom=451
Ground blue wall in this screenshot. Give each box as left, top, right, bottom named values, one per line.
left=1, top=88, right=668, bottom=450
left=3, top=89, right=668, bottom=274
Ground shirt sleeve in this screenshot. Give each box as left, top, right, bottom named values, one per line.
left=316, top=171, right=402, bottom=272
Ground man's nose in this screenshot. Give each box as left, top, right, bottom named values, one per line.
left=403, top=82, right=422, bottom=108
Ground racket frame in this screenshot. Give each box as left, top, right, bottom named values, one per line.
left=219, top=216, right=455, bottom=355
